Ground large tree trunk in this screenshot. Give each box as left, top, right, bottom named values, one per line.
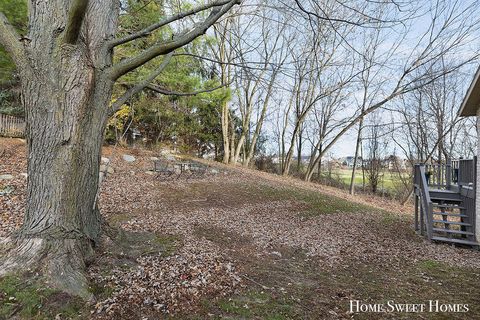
left=1, top=0, right=118, bottom=299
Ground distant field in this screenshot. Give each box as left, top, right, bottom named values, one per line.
left=325, top=168, right=408, bottom=191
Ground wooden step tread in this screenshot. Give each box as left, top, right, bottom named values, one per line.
left=430, top=197, right=461, bottom=202
left=432, top=228, right=474, bottom=235
left=432, top=220, right=471, bottom=226
left=432, top=204, right=464, bottom=209
left=432, top=212, right=468, bottom=217
left=431, top=236, right=479, bottom=246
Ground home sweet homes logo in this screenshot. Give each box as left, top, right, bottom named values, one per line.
left=349, top=300, right=469, bottom=314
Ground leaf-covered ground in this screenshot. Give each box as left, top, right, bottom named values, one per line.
left=1, top=137, right=480, bottom=319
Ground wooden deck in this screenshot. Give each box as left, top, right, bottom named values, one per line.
left=414, top=159, right=478, bottom=247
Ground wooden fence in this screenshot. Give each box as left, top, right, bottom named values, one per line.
left=0, top=113, right=25, bottom=137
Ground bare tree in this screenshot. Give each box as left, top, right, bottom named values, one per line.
left=279, top=17, right=349, bottom=175
left=298, top=0, right=480, bottom=172
left=363, top=114, right=388, bottom=193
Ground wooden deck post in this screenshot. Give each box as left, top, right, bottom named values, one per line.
left=474, top=155, right=478, bottom=241
left=414, top=194, right=419, bottom=231
left=420, top=200, right=424, bottom=236
left=446, top=158, right=452, bottom=190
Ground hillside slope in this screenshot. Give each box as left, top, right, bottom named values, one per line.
left=1, top=138, right=480, bottom=319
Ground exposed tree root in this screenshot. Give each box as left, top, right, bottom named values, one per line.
left=0, top=224, right=171, bottom=301
left=0, top=237, right=94, bottom=300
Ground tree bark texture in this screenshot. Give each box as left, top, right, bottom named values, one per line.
left=1, top=0, right=119, bottom=298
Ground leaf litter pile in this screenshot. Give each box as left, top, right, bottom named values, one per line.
left=2, top=138, right=480, bottom=319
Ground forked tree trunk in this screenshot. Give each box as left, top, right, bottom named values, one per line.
left=1, top=0, right=118, bottom=299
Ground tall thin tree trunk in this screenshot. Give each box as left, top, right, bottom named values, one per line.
left=317, top=145, right=322, bottom=178
left=361, top=141, right=366, bottom=191
left=221, top=102, right=230, bottom=163
left=297, top=128, right=303, bottom=172
left=350, top=117, right=364, bottom=195
left=229, top=111, right=236, bottom=164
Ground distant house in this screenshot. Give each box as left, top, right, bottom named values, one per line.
left=384, top=155, right=407, bottom=171
left=327, top=159, right=342, bottom=169
left=271, top=156, right=280, bottom=164
left=292, top=155, right=311, bottom=164
left=341, top=156, right=362, bottom=168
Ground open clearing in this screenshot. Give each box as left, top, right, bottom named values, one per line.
left=327, top=169, right=406, bottom=192
left=1, top=137, right=480, bottom=319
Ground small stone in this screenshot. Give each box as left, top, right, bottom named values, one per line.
left=211, top=169, right=220, bottom=174
left=145, top=171, right=155, bottom=175
left=153, top=303, right=165, bottom=310
left=122, top=154, right=136, bottom=162
left=100, top=164, right=114, bottom=175
left=271, top=251, right=282, bottom=257
left=150, top=157, right=159, bottom=161
left=101, top=157, right=110, bottom=164
left=0, top=174, right=14, bottom=180
left=20, top=173, right=28, bottom=179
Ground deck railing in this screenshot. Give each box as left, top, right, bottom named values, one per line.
left=414, top=164, right=433, bottom=239
left=414, top=158, right=476, bottom=241
left=457, top=158, right=476, bottom=187
left=423, top=158, right=476, bottom=191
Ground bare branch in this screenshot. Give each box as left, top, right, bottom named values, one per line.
left=172, top=52, right=267, bottom=70
left=108, top=0, right=233, bottom=48
left=109, top=0, right=239, bottom=80
left=146, top=83, right=228, bottom=96
left=109, top=53, right=173, bottom=116
left=63, top=0, right=89, bottom=44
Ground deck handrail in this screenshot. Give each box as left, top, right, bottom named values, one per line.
left=422, top=158, right=475, bottom=191
left=414, top=164, right=433, bottom=239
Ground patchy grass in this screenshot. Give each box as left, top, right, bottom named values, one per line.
left=193, top=224, right=480, bottom=319
left=152, top=234, right=180, bottom=257
left=107, top=212, right=132, bottom=226
left=316, top=259, right=480, bottom=320
left=0, top=274, right=86, bottom=319
left=248, top=183, right=377, bottom=216
left=154, top=180, right=377, bottom=216
left=332, top=168, right=408, bottom=191
left=216, top=290, right=297, bottom=319
left=111, top=230, right=180, bottom=259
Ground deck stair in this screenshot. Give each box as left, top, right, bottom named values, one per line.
left=428, top=195, right=477, bottom=245
left=414, top=161, right=479, bottom=247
